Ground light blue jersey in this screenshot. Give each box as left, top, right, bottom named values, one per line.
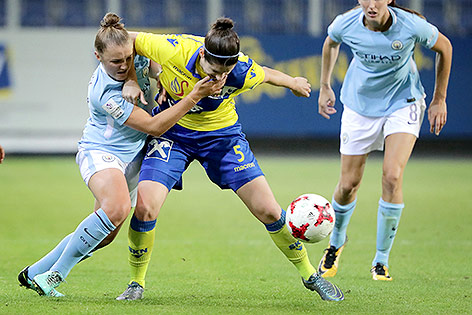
left=78, top=55, right=153, bottom=162
left=328, top=7, right=438, bottom=117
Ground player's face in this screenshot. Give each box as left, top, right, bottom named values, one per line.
left=358, top=0, right=392, bottom=28
left=95, top=41, right=134, bottom=81
left=198, top=49, right=236, bottom=81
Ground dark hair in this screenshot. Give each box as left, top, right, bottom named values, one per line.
left=345, top=1, right=425, bottom=19
left=389, top=0, right=425, bottom=19
left=95, top=12, right=129, bottom=55
left=204, top=17, right=240, bottom=66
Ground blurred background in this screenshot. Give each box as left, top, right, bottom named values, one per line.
left=0, top=0, right=470, bottom=155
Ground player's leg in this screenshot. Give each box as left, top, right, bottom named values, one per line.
left=117, top=135, right=188, bottom=300
left=236, top=177, right=343, bottom=301
left=318, top=153, right=367, bottom=277
left=372, top=100, right=424, bottom=280
left=116, top=181, right=169, bottom=301
left=31, top=168, right=129, bottom=296
left=371, top=132, right=416, bottom=280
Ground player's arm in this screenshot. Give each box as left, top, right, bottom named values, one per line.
left=428, top=31, right=452, bottom=135
left=261, top=67, right=311, bottom=98
left=318, top=35, right=341, bottom=119
left=121, top=32, right=148, bottom=105
left=124, top=76, right=224, bottom=137
left=0, top=144, right=4, bottom=164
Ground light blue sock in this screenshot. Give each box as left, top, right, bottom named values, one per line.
left=373, top=198, right=404, bottom=267
left=28, top=233, right=73, bottom=280
left=50, top=208, right=115, bottom=278
left=329, top=198, right=356, bottom=249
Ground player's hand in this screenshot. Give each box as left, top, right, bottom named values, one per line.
left=156, top=79, right=168, bottom=105
left=191, top=75, right=227, bottom=100
left=122, top=80, right=148, bottom=105
left=318, top=85, right=337, bottom=119
left=291, top=77, right=311, bottom=98
left=0, top=144, right=5, bottom=164
left=428, top=98, right=447, bottom=135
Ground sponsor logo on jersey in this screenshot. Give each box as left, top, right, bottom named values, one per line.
left=170, top=77, right=189, bottom=97
left=355, top=52, right=401, bottom=64
left=145, top=137, right=173, bottom=162
left=172, top=65, right=193, bottom=80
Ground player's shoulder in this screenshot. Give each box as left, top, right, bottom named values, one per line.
left=329, top=7, right=362, bottom=37
left=89, top=65, right=122, bottom=106
left=161, top=33, right=204, bottom=50
left=332, top=7, right=362, bottom=27
left=232, top=53, right=255, bottom=78
left=392, top=7, right=428, bottom=28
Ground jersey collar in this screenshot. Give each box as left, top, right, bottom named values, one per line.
left=185, top=46, right=203, bottom=79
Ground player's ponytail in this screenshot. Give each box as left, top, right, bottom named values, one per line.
left=204, top=17, right=240, bottom=67
left=95, top=12, right=129, bottom=55
left=389, top=0, right=425, bottom=19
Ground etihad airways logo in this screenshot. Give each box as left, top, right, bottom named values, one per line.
left=355, top=52, right=401, bottom=64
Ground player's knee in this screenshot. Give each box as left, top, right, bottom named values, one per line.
left=253, top=203, right=281, bottom=224
left=338, top=180, right=360, bottom=198
left=382, top=171, right=402, bottom=193
left=103, top=202, right=131, bottom=226
left=134, top=197, right=160, bottom=221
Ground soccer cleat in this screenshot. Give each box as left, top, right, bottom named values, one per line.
left=318, top=237, right=347, bottom=278
left=116, top=282, right=144, bottom=300
left=18, top=267, right=64, bottom=297
left=370, top=263, right=392, bottom=281
left=303, top=273, right=344, bottom=301
left=32, top=270, right=65, bottom=297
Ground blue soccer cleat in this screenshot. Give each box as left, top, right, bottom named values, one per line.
left=18, top=266, right=64, bottom=297
left=32, top=270, right=65, bottom=297
left=303, top=273, right=344, bottom=301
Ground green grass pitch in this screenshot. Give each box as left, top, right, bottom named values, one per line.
left=0, top=155, right=471, bottom=314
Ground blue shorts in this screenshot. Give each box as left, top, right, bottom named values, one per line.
left=139, top=123, right=264, bottom=191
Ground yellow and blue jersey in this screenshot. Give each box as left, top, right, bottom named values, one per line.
left=135, top=32, right=266, bottom=131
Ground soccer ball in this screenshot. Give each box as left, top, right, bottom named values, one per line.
left=286, top=193, right=335, bottom=243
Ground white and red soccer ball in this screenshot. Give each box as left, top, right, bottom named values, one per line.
left=286, top=193, right=335, bottom=243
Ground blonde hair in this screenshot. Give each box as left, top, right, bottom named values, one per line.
left=94, top=12, right=129, bottom=54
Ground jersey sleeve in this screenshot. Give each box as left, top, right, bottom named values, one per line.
left=327, top=15, right=344, bottom=43
left=241, top=57, right=265, bottom=92
left=135, top=32, right=179, bottom=65
left=413, top=16, right=439, bottom=49
left=98, top=90, right=135, bottom=126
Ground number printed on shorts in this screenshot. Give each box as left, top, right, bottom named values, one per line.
left=409, top=103, right=418, bottom=122
left=233, top=145, right=245, bottom=162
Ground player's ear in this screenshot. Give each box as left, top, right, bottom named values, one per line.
left=199, top=48, right=205, bottom=59
left=94, top=51, right=101, bottom=62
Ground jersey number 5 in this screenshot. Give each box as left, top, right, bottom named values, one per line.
left=233, top=145, right=245, bottom=162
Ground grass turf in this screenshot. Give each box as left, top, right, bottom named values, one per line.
left=0, top=155, right=471, bottom=314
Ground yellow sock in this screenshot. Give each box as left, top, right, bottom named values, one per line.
left=127, top=216, right=157, bottom=288
left=269, top=224, right=316, bottom=281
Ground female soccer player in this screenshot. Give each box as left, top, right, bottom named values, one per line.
left=17, top=12, right=225, bottom=297
left=317, top=0, right=452, bottom=280
left=116, top=17, right=344, bottom=302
